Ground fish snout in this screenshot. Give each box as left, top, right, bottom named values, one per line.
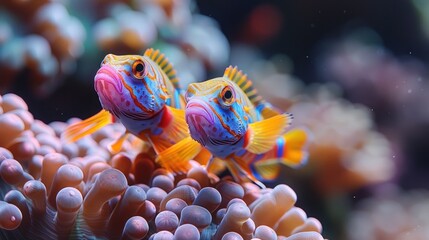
left=94, top=65, right=123, bottom=109
left=185, top=99, right=213, bottom=121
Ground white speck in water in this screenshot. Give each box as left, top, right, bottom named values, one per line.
left=393, top=155, right=396, bottom=159
left=306, top=55, right=309, bottom=59
left=409, top=51, right=412, bottom=55
left=408, top=89, right=412, bottom=94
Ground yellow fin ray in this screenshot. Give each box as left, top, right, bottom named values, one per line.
left=225, top=158, right=266, bottom=188
left=146, top=106, right=189, bottom=156
left=223, top=66, right=264, bottom=107
left=156, top=137, right=202, bottom=174
left=282, top=128, right=310, bottom=167
left=224, top=66, right=283, bottom=119
left=193, top=148, right=212, bottom=166
left=206, top=157, right=226, bottom=175
left=245, top=113, right=293, bottom=154
left=161, top=106, right=189, bottom=143
left=62, top=109, right=113, bottom=142
left=108, top=132, right=129, bottom=154
left=260, top=104, right=282, bottom=119
left=252, top=160, right=282, bottom=181
left=144, top=48, right=181, bottom=91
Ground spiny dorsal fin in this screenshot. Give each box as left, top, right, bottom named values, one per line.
left=144, top=48, right=181, bottom=91
left=223, top=66, right=264, bottom=107
left=224, top=66, right=283, bottom=119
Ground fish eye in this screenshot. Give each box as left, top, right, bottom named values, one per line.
left=132, top=60, right=145, bottom=79
left=224, top=89, right=232, bottom=99
left=220, top=86, right=235, bottom=106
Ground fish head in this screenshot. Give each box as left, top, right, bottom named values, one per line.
left=94, top=54, right=169, bottom=120
left=185, top=78, right=249, bottom=156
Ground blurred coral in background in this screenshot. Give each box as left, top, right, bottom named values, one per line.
left=2, top=0, right=429, bottom=239
left=0, top=0, right=229, bottom=121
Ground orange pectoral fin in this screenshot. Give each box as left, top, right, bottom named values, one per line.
left=206, top=157, right=226, bottom=175
left=155, top=136, right=202, bottom=174
left=193, top=147, right=212, bottom=166
left=62, top=109, right=113, bottom=142
left=108, top=131, right=130, bottom=154
left=161, top=106, right=189, bottom=142
left=245, top=112, right=293, bottom=154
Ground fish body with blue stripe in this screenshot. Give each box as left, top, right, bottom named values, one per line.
left=158, top=66, right=309, bottom=183
left=63, top=49, right=209, bottom=172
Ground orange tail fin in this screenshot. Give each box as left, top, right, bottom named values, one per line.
left=252, top=128, right=311, bottom=180
left=281, top=128, right=310, bottom=167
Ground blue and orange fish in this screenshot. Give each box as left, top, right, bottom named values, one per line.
left=63, top=49, right=209, bottom=172
left=157, top=66, right=309, bottom=184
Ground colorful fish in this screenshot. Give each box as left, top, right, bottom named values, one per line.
left=63, top=49, right=209, bottom=172
left=157, top=66, right=309, bottom=185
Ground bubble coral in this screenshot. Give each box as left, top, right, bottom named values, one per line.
left=0, top=93, right=324, bottom=239
left=289, top=87, right=395, bottom=194
left=0, top=0, right=229, bottom=97
left=320, top=38, right=429, bottom=188
left=0, top=1, right=86, bottom=95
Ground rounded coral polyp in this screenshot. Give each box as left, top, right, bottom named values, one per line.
left=108, top=185, right=147, bottom=234
left=40, top=153, right=68, bottom=193
left=121, top=216, right=149, bottom=240
left=174, top=224, right=200, bottom=240
left=4, top=190, right=30, bottom=224
left=250, top=184, right=297, bottom=227
left=220, top=231, right=244, bottom=240
left=83, top=168, right=127, bottom=222
left=23, top=180, right=47, bottom=215
left=151, top=175, right=175, bottom=193
left=0, top=159, right=34, bottom=188
left=0, top=113, right=25, bottom=147
left=179, top=205, right=212, bottom=231
left=48, top=164, right=84, bottom=209
left=165, top=198, right=188, bottom=218
left=192, top=187, right=222, bottom=213
left=159, top=185, right=197, bottom=211
left=0, top=201, right=22, bottom=230
left=155, top=210, right=179, bottom=232
left=0, top=93, right=324, bottom=239
left=55, top=187, right=83, bottom=232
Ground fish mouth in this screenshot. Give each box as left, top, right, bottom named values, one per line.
left=185, top=100, right=215, bottom=146
left=94, top=65, right=123, bottom=109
